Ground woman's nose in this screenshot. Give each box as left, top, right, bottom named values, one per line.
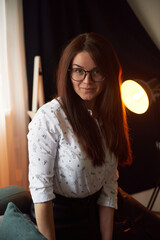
left=83, top=72, right=92, bottom=84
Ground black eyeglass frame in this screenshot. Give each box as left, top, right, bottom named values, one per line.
left=68, top=68, right=105, bottom=82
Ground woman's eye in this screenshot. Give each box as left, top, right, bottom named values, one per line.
left=74, top=68, right=84, bottom=75
left=93, top=69, right=100, bottom=75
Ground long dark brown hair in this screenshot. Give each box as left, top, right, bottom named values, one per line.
left=57, top=32, right=132, bottom=167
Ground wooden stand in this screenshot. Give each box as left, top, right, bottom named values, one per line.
left=27, top=56, right=45, bottom=119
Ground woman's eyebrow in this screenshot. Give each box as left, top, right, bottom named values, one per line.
left=72, top=64, right=83, bottom=68
left=72, top=64, right=97, bottom=69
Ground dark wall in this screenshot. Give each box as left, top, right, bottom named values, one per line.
left=23, top=0, right=160, bottom=194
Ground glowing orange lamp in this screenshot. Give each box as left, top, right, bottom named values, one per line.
left=121, top=78, right=160, bottom=114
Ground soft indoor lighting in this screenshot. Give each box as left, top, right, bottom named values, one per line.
left=121, top=80, right=149, bottom=114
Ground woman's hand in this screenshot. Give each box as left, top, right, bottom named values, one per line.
left=34, top=200, right=56, bottom=240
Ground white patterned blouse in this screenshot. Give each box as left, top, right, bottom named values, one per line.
left=27, top=98, right=119, bottom=209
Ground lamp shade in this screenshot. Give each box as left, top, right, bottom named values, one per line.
left=121, top=80, right=149, bottom=114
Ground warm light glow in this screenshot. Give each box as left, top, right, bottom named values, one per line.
left=121, top=80, right=149, bottom=114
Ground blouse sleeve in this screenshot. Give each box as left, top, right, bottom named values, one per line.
left=97, top=152, right=119, bottom=209
left=27, top=105, right=60, bottom=203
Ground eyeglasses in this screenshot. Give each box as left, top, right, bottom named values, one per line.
left=68, top=68, right=105, bottom=82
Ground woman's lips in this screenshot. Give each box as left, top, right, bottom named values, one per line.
left=81, top=88, right=94, bottom=92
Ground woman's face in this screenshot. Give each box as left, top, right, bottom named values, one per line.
left=71, top=51, right=104, bottom=110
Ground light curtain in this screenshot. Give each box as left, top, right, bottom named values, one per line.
left=0, top=0, right=29, bottom=189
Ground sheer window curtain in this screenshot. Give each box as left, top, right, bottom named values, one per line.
left=0, top=0, right=29, bottom=188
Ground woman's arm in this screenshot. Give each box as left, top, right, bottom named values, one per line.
left=34, top=201, right=56, bottom=240
left=99, top=205, right=114, bottom=240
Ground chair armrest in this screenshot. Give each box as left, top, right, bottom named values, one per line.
left=0, top=185, right=32, bottom=215
left=114, top=187, right=160, bottom=239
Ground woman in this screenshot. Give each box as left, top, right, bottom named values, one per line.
left=28, top=32, right=132, bottom=240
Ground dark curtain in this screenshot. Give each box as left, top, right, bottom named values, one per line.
left=23, top=0, right=160, bottom=194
